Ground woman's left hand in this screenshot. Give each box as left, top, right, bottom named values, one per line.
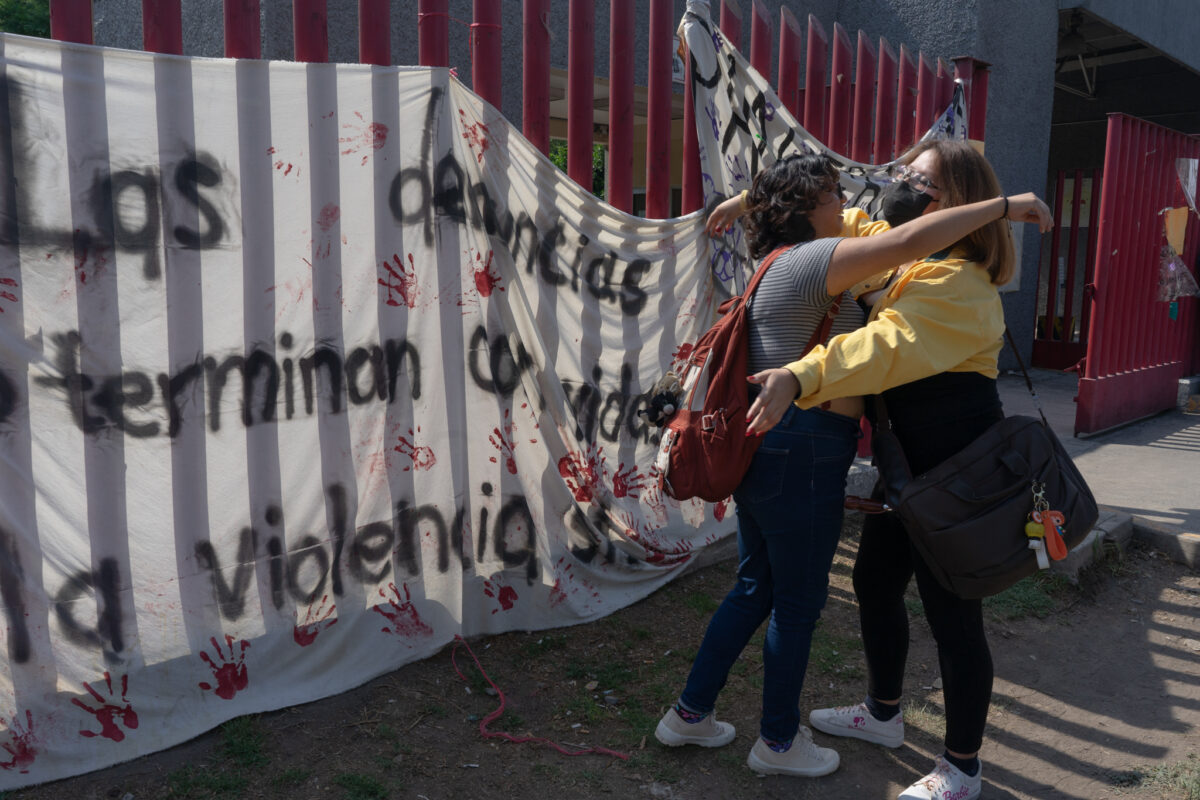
left=1004, top=192, right=1054, bottom=233
left=745, top=368, right=801, bottom=435
left=705, top=193, right=746, bottom=237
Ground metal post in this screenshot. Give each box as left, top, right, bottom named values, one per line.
left=567, top=0, right=595, bottom=190
left=522, top=0, right=550, bottom=154
left=472, top=0, right=502, bottom=108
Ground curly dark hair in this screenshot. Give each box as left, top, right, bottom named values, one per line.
left=743, top=154, right=840, bottom=259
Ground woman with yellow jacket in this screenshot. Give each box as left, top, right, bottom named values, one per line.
left=745, top=139, right=1051, bottom=800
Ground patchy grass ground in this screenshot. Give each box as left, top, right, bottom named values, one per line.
left=6, top=518, right=1199, bottom=800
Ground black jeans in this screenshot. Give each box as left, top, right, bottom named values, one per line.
left=854, top=372, right=1003, bottom=755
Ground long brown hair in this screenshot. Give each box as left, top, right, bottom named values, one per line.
left=900, top=139, right=1015, bottom=285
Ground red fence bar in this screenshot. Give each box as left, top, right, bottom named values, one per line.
left=645, top=0, right=672, bottom=217
left=894, top=45, right=916, bottom=151
left=224, top=0, right=262, bottom=59
left=608, top=0, right=633, bottom=211
left=1061, top=169, right=1084, bottom=343
left=873, top=38, right=897, bottom=163
left=50, top=0, right=93, bottom=44
left=953, top=56, right=990, bottom=140
left=682, top=50, right=702, bottom=213
left=749, top=0, right=770, bottom=79
left=803, top=15, right=827, bottom=140
left=719, top=0, right=743, bottom=52
left=935, top=58, right=953, bottom=117
left=777, top=8, right=802, bottom=121
left=913, top=52, right=934, bottom=143
left=1109, top=122, right=1144, bottom=372
left=850, top=31, right=876, bottom=163
left=358, top=0, right=389, bottom=65
left=418, top=0, right=449, bottom=67
left=1078, top=167, right=1102, bottom=353
left=1044, top=171, right=1064, bottom=341
left=567, top=0, right=594, bottom=189
left=1140, top=126, right=1168, bottom=365
left=826, top=22, right=852, bottom=156
left=143, top=0, right=183, bottom=55
left=522, top=0, right=550, bottom=154
left=293, top=0, right=328, bottom=63
left=472, top=1, right=502, bottom=108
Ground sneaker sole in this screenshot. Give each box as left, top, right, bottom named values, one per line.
left=746, top=748, right=839, bottom=777
left=654, top=719, right=736, bottom=748
left=808, top=716, right=903, bottom=749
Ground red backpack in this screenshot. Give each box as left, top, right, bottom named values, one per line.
left=652, top=245, right=841, bottom=503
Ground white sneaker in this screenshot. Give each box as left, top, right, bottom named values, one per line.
left=898, top=755, right=982, bottom=800
left=654, top=707, right=736, bottom=747
left=809, top=701, right=904, bottom=748
left=746, top=727, right=839, bottom=777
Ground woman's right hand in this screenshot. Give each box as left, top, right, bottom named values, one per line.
left=705, top=193, right=746, bottom=237
left=1004, top=192, right=1054, bottom=233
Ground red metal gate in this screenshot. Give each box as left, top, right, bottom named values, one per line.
left=1076, top=113, right=1200, bottom=435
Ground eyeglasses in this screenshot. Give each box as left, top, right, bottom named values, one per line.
left=890, top=164, right=940, bottom=195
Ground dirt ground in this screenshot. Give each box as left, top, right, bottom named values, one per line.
left=8, top=517, right=1200, bottom=800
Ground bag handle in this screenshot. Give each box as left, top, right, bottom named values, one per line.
left=1004, top=328, right=1051, bottom=429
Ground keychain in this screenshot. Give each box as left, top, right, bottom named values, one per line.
left=1042, top=509, right=1069, bottom=561
left=1024, top=482, right=1050, bottom=569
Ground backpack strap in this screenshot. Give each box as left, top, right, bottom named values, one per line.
left=742, top=245, right=791, bottom=300
left=803, top=293, right=843, bottom=357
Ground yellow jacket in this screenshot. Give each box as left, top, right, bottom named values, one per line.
left=839, top=208, right=894, bottom=298
left=786, top=251, right=1004, bottom=409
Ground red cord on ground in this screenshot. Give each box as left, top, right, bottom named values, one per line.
left=450, top=635, right=631, bottom=761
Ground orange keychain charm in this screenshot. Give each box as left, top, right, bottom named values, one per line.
left=1042, top=509, right=1068, bottom=560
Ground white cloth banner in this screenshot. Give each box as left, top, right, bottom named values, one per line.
left=0, top=33, right=733, bottom=787
left=0, top=8, right=963, bottom=785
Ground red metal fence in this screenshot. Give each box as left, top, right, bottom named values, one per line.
left=45, top=0, right=989, bottom=218
left=1076, top=114, right=1200, bottom=435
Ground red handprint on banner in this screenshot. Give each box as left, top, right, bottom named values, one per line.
left=339, top=112, right=388, bottom=165
left=0, top=710, right=37, bottom=773
left=482, top=575, right=518, bottom=614
left=0, top=277, right=18, bottom=312
left=671, top=342, right=694, bottom=372
left=611, top=461, right=648, bottom=499
left=379, top=253, right=419, bottom=308
left=548, top=556, right=601, bottom=612
left=72, top=671, right=139, bottom=742
left=641, top=467, right=670, bottom=526
left=372, top=582, right=433, bottom=639
left=458, top=108, right=491, bottom=163
left=394, top=427, right=436, bottom=472
left=558, top=445, right=608, bottom=504
left=74, top=236, right=109, bottom=286
left=488, top=409, right=519, bottom=474
left=471, top=249, right=503, bottom=297
left=294, top=595, right=338, bottom=646
left=198, top=635, right=251, bottom=700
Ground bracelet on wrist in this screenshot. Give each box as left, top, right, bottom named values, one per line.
left=999, top=196, right=1009, bottom=220
left=740, top=189, right=749, bottom=210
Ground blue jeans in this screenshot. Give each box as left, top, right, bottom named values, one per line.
left=679, top=406, right=860, bottom=742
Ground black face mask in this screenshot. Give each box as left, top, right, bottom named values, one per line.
left=880, top=179, right=934, bottom=226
